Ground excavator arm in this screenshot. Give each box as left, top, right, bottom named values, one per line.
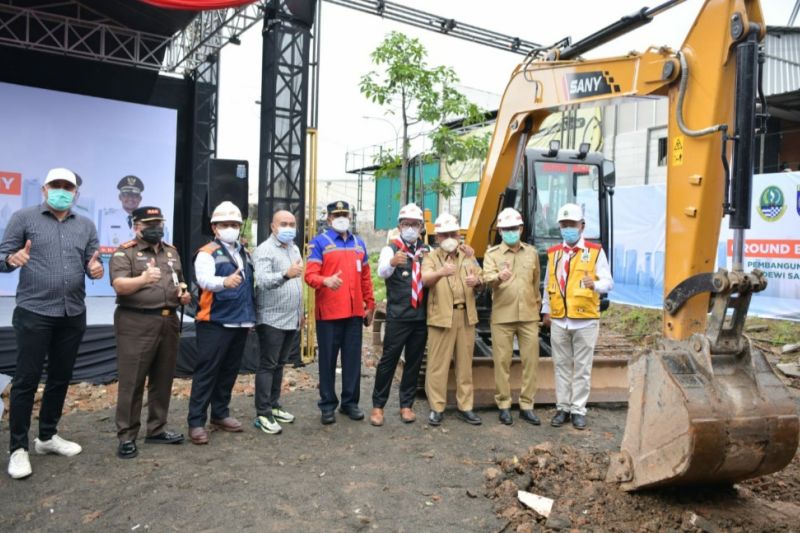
left=469, top=0, right=798, bottom=490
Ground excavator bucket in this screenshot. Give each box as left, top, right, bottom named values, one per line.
left=608, top=334, right=799, bottom=490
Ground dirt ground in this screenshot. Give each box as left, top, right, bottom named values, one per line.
left=1, top=365, right=633, bottom=532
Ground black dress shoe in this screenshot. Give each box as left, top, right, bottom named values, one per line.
left=498, top=409, right=513, bottom=425
left=551, top=410, right=570, bottom=427
left=571, top=413, right=587, bottom=430
left=428, top=410, right=443, bottom=426
left=457, top=410, right=482, bottom=425
left=144, top=431, right=185, bottom=444
left=321, top=410, right=336, bottom=425
left=338, top=406, right=365, bottom=421
left=117, top=440, right=138, bottom=459
left=519, top=409, right=541, bottom=426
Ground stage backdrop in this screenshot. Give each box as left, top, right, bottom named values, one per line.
left=611, top=172, right=800, bottom=321
left=0, top=81, right=178, bottom=296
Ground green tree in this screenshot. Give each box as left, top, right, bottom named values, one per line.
left=360, top=31, right=490, bottom=204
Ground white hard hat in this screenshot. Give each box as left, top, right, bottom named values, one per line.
left=44, top=168, right=78, bottom=187
left=433, top=213, right=459, bottom=234
left=557, top=203, right=583, bottom=222
left=496, top=207, right=524, bottom=229
left=397, top=203, right=424, bottom=222
left=211, top=201, right=243, bottom=223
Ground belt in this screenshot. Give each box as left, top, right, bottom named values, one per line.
left=453, top=303, right=466, bottom=310
left=120, top=307, right=176, bottom=316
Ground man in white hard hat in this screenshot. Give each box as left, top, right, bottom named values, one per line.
left=421, top=213, right=483, bottom=426
left=187, top=201, right=256, bottom=444
left=542, top=203, right=613, bottom=430
left=483, top=207, right=542, bottom=426
left=370, top=204, right=430, bottom=426
left=1, top=167, right=103, bottom=479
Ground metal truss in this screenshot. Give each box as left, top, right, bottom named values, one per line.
left=164, top=2, right=265, bottom=74
left=256, top=3, right=313, bottom=246
left=0, top=1, right=172, bottom=71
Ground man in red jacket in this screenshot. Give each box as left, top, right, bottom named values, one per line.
left=305, top=201, right=375, bottom=425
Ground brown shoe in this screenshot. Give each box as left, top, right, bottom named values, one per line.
left=400, top=407, right=416, bottom=424
left=369, top=408, right=384, bottom=427
left=210, top=417, right=244, bottom=432
left=188, top=426, right=209, bottom=445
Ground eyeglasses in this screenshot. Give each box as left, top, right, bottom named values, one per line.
left=399, top=221, right=422, bottom=229
left=437, top=232, right=459, bottom=239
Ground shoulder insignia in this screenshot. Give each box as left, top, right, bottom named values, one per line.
left=308, top=243, right=316, bottom=249
left=584, top=241, right=602, bottom=250
left=324, top=244, right=337, bottom=250
left=120, top=240, right=137, bottom=249
left=113, top=251, right=126, bottom=257
left=547, top=244, right=562, bottom=253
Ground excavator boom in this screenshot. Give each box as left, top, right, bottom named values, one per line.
left=468, top=0, right=798, bottom=490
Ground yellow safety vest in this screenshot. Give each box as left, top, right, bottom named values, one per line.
left=546, top=242, right=602, bottom=319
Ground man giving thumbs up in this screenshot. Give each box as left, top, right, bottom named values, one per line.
left=305, top=201, right=375, bottom=425
left=1, top=167, right=100, bottom=479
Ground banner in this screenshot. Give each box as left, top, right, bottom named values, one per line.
left=0, top=82, right=178, bottom=297
left=610, top=172, right=800, bottom=321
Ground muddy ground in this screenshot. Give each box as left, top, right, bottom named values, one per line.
left=2, top=362, right=799, bottom=532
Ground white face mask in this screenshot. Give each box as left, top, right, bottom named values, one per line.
left=217, top=227, right=240, bottom=244
left=400, top=227, right=420, bottom=243
left=331, top=217, right=350, bottom=233
left=440, top=237, right=459, bottom=253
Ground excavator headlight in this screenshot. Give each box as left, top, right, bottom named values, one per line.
left=547, top=140, right=560, bottom=157
left=578, top=142, right=590, bottom=159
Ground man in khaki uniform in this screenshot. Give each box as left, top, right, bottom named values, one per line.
left=421, top=213, right=482, bottom=426
left=482, top=208, right=542, bottom=426
left=110, top=206, right=191, bottom=459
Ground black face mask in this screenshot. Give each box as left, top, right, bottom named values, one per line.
left=141, top=227, right=164, bottom=244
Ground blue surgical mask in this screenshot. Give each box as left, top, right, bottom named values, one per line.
left=277, top=227, right=296, bottom=244
left=560, top=227, right=580, bottom=245
left=46, top=188, right=75, bottom=211
left=501, top=230, right=520, bottom=246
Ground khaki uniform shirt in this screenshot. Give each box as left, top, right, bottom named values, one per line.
left=422, top=247, right=482, bottom=328
left=109, top=237, right=184, bottom=309
left=483, top=242, right=541, bottom=324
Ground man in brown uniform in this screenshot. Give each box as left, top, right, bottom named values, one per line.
left=482, top=208, right=542, bottom=426
left=421, top=213, right=483, bottom=426
left=110, top=206, right=191, bottom=459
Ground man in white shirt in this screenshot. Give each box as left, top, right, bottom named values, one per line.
left=187, top=201, right=256, bottom=445
left=541, top=203, right=613, bottom=430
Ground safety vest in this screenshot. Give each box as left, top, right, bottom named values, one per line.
left=546, top=242, right=602, bottom=319
left=195, top=240, right=256, bottom=324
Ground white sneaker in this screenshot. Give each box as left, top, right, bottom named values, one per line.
left=34, top=435, right=82, bottom=457
left=254, top=415, right=282, bottom=435
left=272, top=407, right=295, bottom=423
left=8, top=449, right=32, bottom=479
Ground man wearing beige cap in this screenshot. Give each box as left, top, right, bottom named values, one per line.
left=0, top=168, right=104, bottom=479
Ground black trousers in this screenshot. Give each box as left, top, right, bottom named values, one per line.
left=187, top=322, right=248, bottom=428
left=255, top=324, right=298, bottom=416
left=9, top=307, right=86, bottom=452
left=316, top=317, right=362, bottom=412
left=372, top=320, right=427, bottom=409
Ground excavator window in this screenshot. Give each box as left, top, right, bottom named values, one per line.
left=532, top=161, right=600, bottom=241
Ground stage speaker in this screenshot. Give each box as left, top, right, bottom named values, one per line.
left=207, top=159, right=249, bottom=219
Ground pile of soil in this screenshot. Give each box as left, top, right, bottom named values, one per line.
left=485, top=441, right=800, bottom=532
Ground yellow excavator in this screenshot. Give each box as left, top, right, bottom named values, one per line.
left=467, top=0, right=799, bottom=490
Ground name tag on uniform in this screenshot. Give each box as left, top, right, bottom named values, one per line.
left=356, top=259, right=362, bottom=272
left=581, top=250, right=591, bottom=262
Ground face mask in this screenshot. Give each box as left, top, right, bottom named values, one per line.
left=501, top=230, right=520, bottom=246
left=276, top=227, right=296, bottom=244
left=560, top=227, right=581, bottom=245
left=331, top=217, right=350, bottom=233
left=401, top=227, right=420, bottom=243
left=141, top=227, right=164, bottom=244
left=440, top=237, right=459, bottom=253
left=217, top=227, right=240, bottom=244
left=46, top=189, right=74, bottom=211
